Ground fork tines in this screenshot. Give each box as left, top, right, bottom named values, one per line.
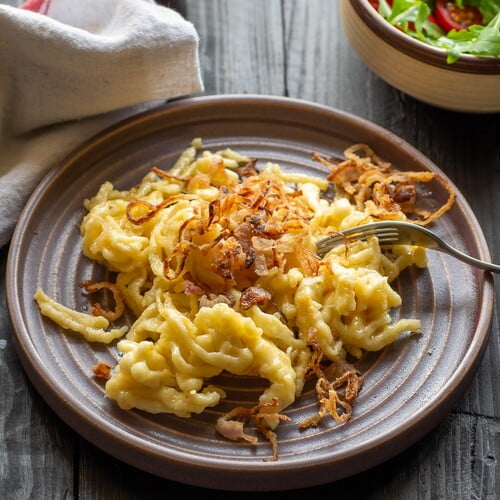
left=316, top=227, right=399, bottom=257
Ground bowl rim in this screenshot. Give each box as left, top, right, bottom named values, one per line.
left=350, top=0, right=500, bottom=75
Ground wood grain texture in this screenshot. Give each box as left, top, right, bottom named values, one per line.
left=0, top=245, right=75, bottom=499
left=184, top=0, right=286, bottom=95
left=1, top=0, right=499, bottom=497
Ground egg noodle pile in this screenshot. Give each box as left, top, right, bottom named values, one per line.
left=35, top=139, right=454, bottom=460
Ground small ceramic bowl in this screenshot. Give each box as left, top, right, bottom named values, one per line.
left=340, top=0, right=500, bottom=113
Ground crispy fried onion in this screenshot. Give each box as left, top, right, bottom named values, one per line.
left=312, top=144, right=455, bottom=226
left=151, top=166, right=189, bottom=182
left=126, top=200, right=163, bottom=225
left=129, top=169, right=320, bottom=290
left=216, top=397, right=291, bottom=462
left=92, top=361, right=112, bottom=380
left=237, top=159, right=259, bottom=178
left=203, top=175, right=320, bottom=283
left=299, top=328, right=364, bottom=429
left=80, top=280, right=125, bottom=322
left=126, top=194, right=195, bottom=225
left=239, top=286, right=272, bottom=310
left=183, top=279, right=207, bottom=296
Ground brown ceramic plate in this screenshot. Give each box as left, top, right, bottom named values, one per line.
left=6, top=95, right=494, bottom=491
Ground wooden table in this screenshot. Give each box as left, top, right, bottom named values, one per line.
left=1, top=1, right=499, bottom=498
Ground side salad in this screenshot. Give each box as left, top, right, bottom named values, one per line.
left=369, top=0, right=500, bottom=63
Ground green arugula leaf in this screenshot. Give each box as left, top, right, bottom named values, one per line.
left=378, top=0, right=393, bottom=17
left=415, top=2, right=432, bottom=34
left=389, top=0, right=420, bottom=24
left=423, top=18, right=445, bottom=37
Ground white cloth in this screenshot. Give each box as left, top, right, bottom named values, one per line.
left=0, top=0, right=203, bottom=247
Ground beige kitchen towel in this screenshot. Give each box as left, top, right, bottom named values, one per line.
left=0, top=0, right=203, bottom=246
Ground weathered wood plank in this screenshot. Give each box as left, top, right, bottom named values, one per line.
left=0, top=245, right=75, bottom=499
left=184, top=0, right=286, bottom=96
left=77, top=440, right=181, bottom=500
left=284, top=0, right=407, bottom=117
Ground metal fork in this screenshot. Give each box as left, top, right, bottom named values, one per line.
left=316, top=220, right=500, bottom=273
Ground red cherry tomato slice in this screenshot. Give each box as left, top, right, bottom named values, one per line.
left=428, top=14, right=438, bottom=25
left=434, top=0, right=483, bottom=32
left=368, top=0, right=394, bottom=10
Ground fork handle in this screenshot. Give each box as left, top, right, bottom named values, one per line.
left=438, top=241, right=500, bottom=273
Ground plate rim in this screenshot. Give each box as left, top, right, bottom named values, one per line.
left=6, top=94, right=495, bottom=490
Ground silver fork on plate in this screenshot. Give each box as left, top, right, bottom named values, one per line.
left=316, top=220, right=500, bottom=273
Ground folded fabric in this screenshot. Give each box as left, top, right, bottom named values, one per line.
left=0, top=0, right=204, bottom=247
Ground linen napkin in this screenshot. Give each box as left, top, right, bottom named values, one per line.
left=0, top=0, right=204, bottom=247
